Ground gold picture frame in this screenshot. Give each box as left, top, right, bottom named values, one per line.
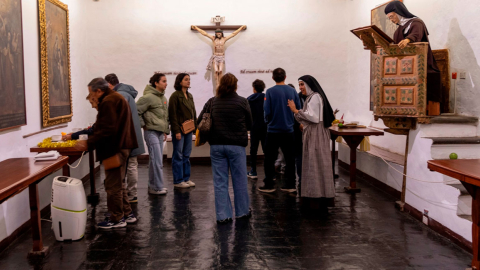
left=38, top=0, right=72, bottom=127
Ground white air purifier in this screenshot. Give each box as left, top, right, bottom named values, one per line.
left=51, top=176, right=87, bottom=241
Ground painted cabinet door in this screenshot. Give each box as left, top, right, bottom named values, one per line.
left=373, top=44, right=429, bottom=118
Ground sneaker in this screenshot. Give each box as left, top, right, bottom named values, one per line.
left=247, top=170, right=258, bottom=179
left=124, top=213, right=137, bottom=224
left=128, top=197, right=138, bottom=203
left=185, top=180, right=196, bottom=187
left=97, top=217, right=127, bottom=229
left=174, top=182, right=190, bottom=189
left=280, top=186, right=297, bottom=193
left=148, top=187, right=167, bottom=195
left=236, top=209, right=252, bottom=219
left=258, top=182, right=276, bottom=193
left=216, top=218, right=233, bottom=224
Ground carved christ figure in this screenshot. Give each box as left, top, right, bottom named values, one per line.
left=192, top=25, right=246, bottom=86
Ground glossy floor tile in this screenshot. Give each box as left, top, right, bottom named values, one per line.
left=0, top=160, right=471, bottom=269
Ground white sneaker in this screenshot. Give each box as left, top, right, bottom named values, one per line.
left=148, top=187, right=167, bottom=195
left=174, top=182, right=190, bottom=189
left=185, top=180, right=195, bottom=187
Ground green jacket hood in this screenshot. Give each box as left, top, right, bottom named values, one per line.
left=144, top=85, right=165, bottom=97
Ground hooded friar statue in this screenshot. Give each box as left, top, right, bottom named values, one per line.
left=385, top=1, right=443, bottom=115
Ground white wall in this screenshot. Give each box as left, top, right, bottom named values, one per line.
left=82, top=0, right=349, bottom=118
left=341, top=0, right=480, bottom=242
left=0, top=0, right=94, bottom=244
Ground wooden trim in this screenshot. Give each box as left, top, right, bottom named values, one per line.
left=22, top=125, right=68, bottom=138
left=403, top=203, right=472, bottom=254
left=339, top=160, right=472, bottom=254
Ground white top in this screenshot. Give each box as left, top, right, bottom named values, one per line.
left=302, top=94, right=323, bottom=123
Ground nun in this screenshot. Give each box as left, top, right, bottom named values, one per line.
left=385, top=1, right=442, bottom=115
left=287, top=75, right=335, bottom=200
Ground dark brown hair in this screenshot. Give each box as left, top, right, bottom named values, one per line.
left=272, top=68, right=286, bottom=83
left=174, top=73, right=189, bottom=91
left=150, top=73, right=166, bottom=88
left=104, top=73, right=119, bottom=86
left=252, top=79, right=266, bottom=93
left=216, top=73, right=238, bottom=97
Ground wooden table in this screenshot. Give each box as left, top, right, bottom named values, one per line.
left=30, top=141, right=99, bottom=204
left=0, top=157, right=69, bottom=259
left=428, top=159, right=480, bottom=270
left=329, top=126, right=384, bottom=193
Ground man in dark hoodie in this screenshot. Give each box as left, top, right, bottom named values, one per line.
left=105, top=74, right=145, bottom=203
left=247, top=79, right=268, bottom=179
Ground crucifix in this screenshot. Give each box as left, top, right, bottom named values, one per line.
left=191, top=16, right=247, bottom=91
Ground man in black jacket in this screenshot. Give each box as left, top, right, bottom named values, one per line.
left=247, top=79, right=267, bottom=179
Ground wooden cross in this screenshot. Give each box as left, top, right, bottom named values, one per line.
left=191, top=15, right=247, bottom=31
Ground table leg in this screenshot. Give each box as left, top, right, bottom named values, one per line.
left=460, top=182, right=479, bottom=270
left=343, top=136, right=364, bottom=194
left=27, top=183, right=49, bottom=259
left=331, top=137, right=339, bottom=179
left=472, top=186, right=480, bottom=270
left=87, top=151, right=99, bottom=204
left=62, top=163, right=70, bottom=177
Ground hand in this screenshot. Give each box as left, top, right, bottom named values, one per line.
left=242, top=25, right=247, bottom=30
left=287, top=99, right=298, bottom=114
left=192, top=25, right=197, bottom=30
left=176, top=133, right=181, bottom=140
left=62, top=134, right=72, bottom=141
left=300, top=124, right=304, bottom=132
left=398, top=39, right=411, bottom=49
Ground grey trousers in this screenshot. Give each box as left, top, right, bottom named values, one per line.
left=144, top=130, right=165, bottom=190
left=126, top=156, right=138, bottom=199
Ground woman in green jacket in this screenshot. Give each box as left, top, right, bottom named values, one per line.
left=168, top=73, right=197, bottom=189
left=137, top=73, right=170, bottom=195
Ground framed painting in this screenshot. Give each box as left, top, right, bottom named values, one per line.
left=39, top=0, right=72, bottom=127
left=369, top=0, right=403, bottom=111
left=0, top=0, right=27, bottom=131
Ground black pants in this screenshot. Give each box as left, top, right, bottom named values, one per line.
left=264, top=132, right=296, bottom=188
left=250, top=130, right=266, bottom=172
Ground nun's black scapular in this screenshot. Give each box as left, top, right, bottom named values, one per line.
left=298, top=75, right=335, bottom=128
left=384, top=1, right=416, bottom=18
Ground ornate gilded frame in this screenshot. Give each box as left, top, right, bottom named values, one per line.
left=38, top=0, right=72, bottom=127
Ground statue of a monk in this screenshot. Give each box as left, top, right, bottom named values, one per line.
left=192, top=25, right=246, bottom=87
left=385, top=1, right=442, bottom=115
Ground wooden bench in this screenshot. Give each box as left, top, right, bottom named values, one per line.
left=0, top=156, right=69, bottom=259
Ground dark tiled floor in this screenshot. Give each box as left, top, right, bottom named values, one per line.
left=0, top=161, right=471, bottom=269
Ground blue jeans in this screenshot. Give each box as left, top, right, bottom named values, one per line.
left=144, top=130, right=165, bottom=190
left=210, top=145, right=250, bottom=220
left=171, top=131, right=192, bottom=184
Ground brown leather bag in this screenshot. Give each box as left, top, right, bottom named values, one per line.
left=103, top=154, right=122, bottom=170
left=181, top=119, right=195, bottom=134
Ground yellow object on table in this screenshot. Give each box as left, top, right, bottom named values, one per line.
left=359, top=137, right=371, bottom=152
left=38, top=137, right=77, bottom=148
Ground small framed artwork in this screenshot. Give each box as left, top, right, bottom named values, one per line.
left=0, top=0, right=27, bottom=131
left=39, top=0, right=72, bottom=127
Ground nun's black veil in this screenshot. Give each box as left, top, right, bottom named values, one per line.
left=298, top=75, right=335, bottom=128
left=384, top=1, right=416, bottom=18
